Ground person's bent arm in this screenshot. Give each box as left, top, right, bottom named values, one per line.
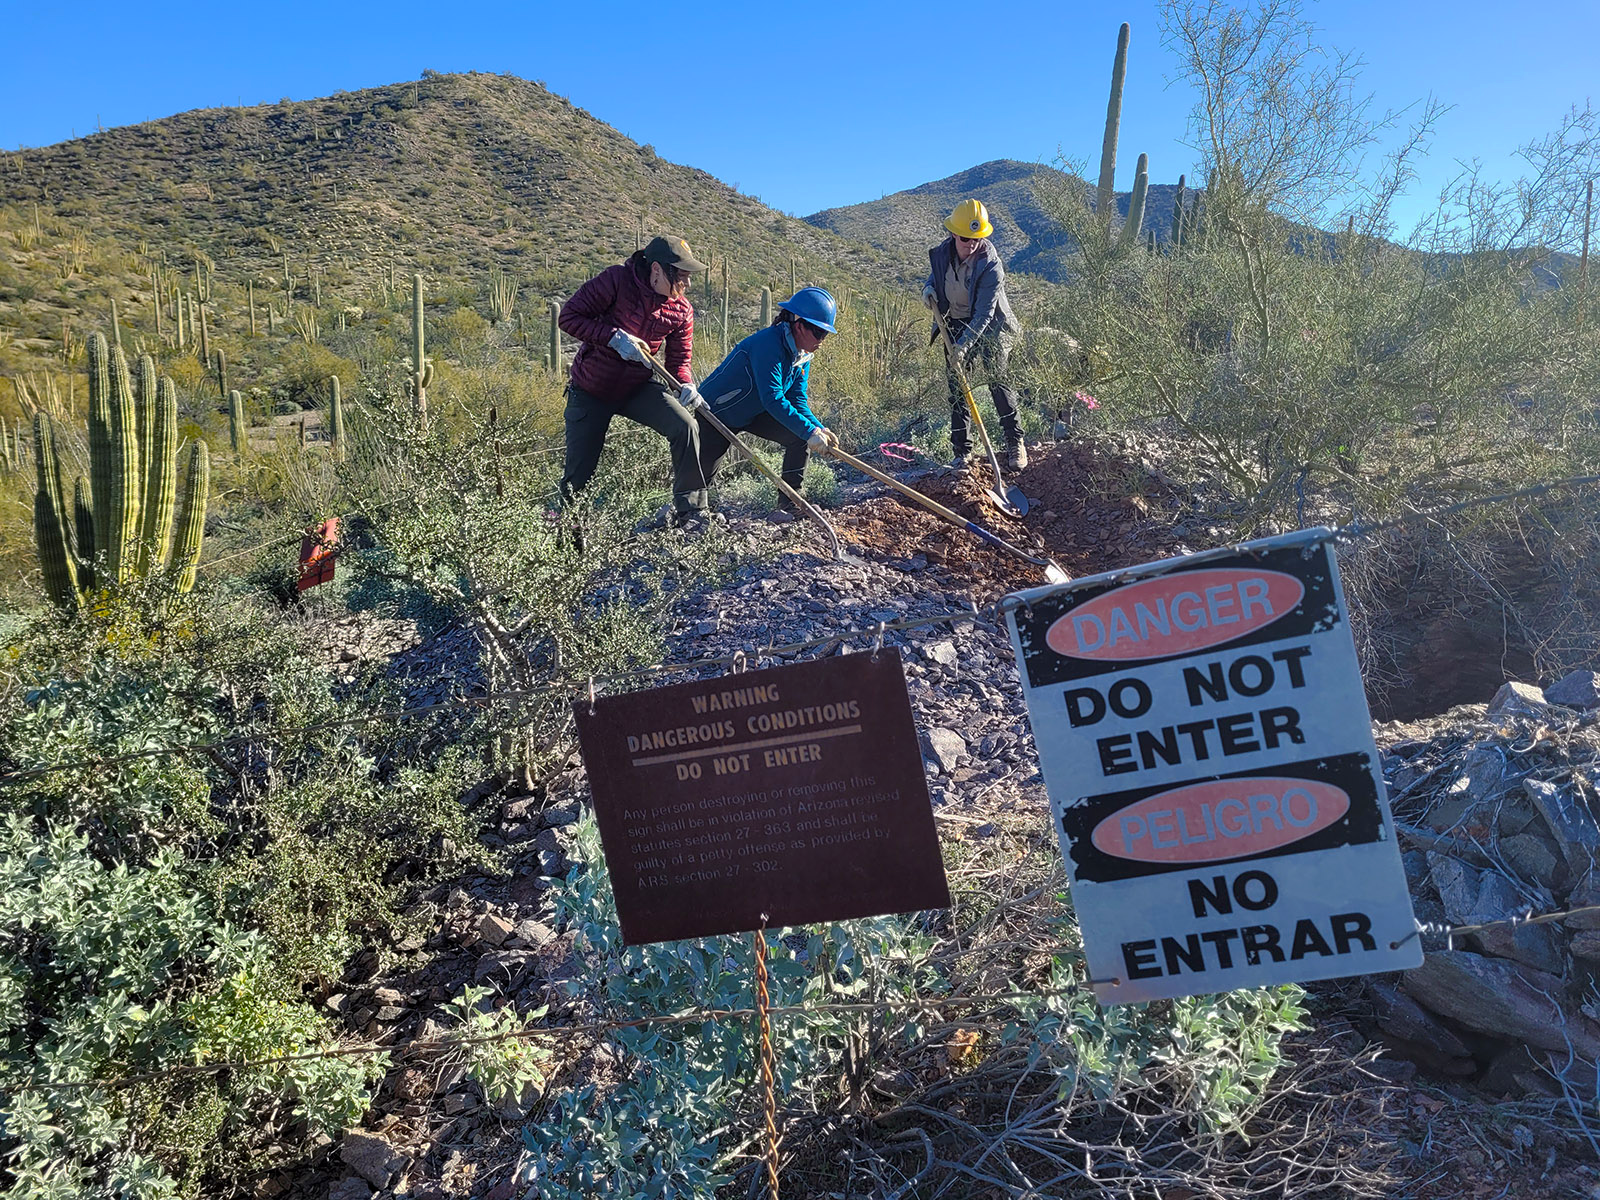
left=559, top=268, right=623, bottom=345
left=663, top=311, right=695, bottom=385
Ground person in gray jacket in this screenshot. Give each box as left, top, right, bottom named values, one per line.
left=923, top=198, right=1027, bottom=470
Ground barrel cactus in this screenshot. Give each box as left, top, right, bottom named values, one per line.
left=32, top=330, right=210, bottom=606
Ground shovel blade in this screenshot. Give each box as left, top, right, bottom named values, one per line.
left=985, top=487, right=1022, bottom=517
left=1006, top=485, right=1030, bottom=516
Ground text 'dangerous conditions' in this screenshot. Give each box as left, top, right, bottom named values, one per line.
left=1006, top=530, right=1420, bottom=1004
left=574, top=648, right=950, bottom=944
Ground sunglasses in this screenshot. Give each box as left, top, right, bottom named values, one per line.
left=956, top=235, right=981, bottom=244
left=802, top=321, right=829, bottom=342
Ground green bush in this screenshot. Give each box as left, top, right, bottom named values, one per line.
left=0, top=585, right=477, bottom=1195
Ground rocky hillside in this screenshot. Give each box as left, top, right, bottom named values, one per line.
left=805, top=158, right=1187, bottom=282
left=0, top=71, right=912, bottom=325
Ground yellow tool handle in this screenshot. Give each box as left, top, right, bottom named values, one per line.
left=931, top=307, right=998, bottom=457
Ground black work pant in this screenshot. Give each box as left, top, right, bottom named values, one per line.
left=697, top=411, right=809, bottom=506
left=559, top=380, right=705, bottom=515
left=946, top=327, right=1022, bottom=453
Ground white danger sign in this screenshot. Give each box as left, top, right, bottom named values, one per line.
left=1006, top=529, right=1421, bottom=1005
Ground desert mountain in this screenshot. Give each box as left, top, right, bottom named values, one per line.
left=1, top=72, right=916, bottom=306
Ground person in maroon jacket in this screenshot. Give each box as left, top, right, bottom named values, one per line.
left=558, top=235, right=709, bottom=522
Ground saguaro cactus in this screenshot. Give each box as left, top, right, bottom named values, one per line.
left=32, top=330, right=209, bottom=606
left=215, top=349, right=228, bottom=400
left=1117, top=153, right=1150, bottom=254
left=248, top=280, right=258, bottom=336
left=1097, top=22, right=1131, bottom=239
left=411, top=273, right=433, bottom=425
left=329, top=375, right=346, bottom=462
left=760, top=286, right=772, bottom=328
left=1172, top=174, right=1188, bottom=250
left=721, top=261, right=730, bottom=357
left=229, top=390, right=246, bottom=456
left=548, top=300, right=561, bottom=375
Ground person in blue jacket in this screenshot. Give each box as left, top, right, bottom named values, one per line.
left=692, top=287, right=839, bottom=508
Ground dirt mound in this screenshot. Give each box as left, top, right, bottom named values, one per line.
left=835, top=441, right=1188, bottom=597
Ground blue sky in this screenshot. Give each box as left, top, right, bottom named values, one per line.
left=3, top=1, right=1595, bottom=235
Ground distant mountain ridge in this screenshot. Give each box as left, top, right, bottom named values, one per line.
left=805, top=159, right=1188, bottom=282
left=805, top=157, right=1581, bottom=291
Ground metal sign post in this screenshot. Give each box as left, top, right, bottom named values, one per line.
left=1006, top=529, right=1422, bottom=1004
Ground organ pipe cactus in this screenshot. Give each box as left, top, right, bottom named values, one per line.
left=170, top=442, right=208, bottom=592
left=32, top=330, right=210, bottom=606
left=136, top=376, right=178, bottom=576
left=32, top=413, right=79, bottom=607
left=73, top=476, right=96, bottom=593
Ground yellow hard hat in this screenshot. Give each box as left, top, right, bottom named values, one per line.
left=944, top=199, right=993, bottom=239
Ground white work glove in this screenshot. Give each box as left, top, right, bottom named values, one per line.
left=921, top=284, right=937, bottom=311
left=807, top=427, right=838, bottom=452
left=608, top=330, right=648, bottom=364
left=678, top=383, right=707, bottom=411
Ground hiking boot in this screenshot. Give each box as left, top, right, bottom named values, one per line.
left=672, top=510, right=725, bottom=534
left=949, top=448, right=973, bottom=470
left=1005, top=441, right=1029, bottom=472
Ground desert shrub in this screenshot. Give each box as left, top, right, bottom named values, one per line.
left=339, top=369, right=726, bottom=787
left=266, top=342, right=359, bottom=411
left=506, top=815, right=1306, bottom=1196
left=0, top=582, right=481, bottom=1195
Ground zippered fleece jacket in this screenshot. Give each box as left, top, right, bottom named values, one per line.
left=559, top=262, right=694, bottom=401
left=698, top=323, right=822, bottom=441
left=925, top=236, right=1021, bottom=351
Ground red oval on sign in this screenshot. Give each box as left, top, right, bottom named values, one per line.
left=1045, top=568, right=1304, bottom=661
left=1090, top=777, right=1351, bottom=864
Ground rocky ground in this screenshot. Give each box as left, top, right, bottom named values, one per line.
left=282, top=439, right=1600, bottom=1200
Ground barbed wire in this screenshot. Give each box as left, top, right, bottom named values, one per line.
left=10, top=981, right=1107, bottom=1097
left=0, top=600, right=1004, bottom=784
left=6, top=470, right=1600, bottom=1106
left=10, top=892, right=1600, bottom=1100
left=1335, top=472, right=1600, bottom=543
left=11, top=469, right=1600, bottom=783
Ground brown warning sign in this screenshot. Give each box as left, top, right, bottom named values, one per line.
left=574, top=648, right=950, bottom=945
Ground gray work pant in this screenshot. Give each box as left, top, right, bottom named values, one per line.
left=559, top=380, right=706, bottom=515
left=947, top=328, right=1023, bottom=453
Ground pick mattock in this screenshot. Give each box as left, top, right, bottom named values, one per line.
left=635, top=343, right=849, bottom=563
left=931, top=307, right=1029, bottom=517
left=825, top=443, right=1068, bottom=585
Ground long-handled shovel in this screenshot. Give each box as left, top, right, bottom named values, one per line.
left=826, top=444, right=1068, bottom=585
left=636, top=347, right=848, bottom=563
left=932, top=308, right=1029, bottom=517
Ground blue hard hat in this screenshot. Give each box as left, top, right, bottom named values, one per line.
left=777, top=286, right=837, bottom=333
